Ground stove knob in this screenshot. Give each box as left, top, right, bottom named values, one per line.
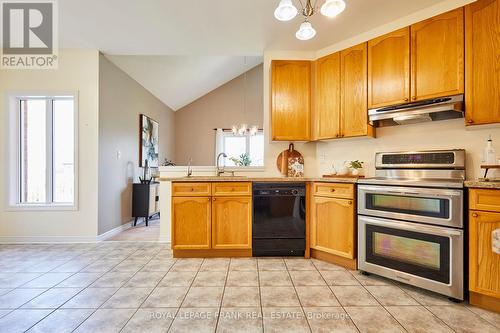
left=291, top=189, right=299, bottom=196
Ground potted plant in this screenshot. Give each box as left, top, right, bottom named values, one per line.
left=348, top=160, right=364, bottom=176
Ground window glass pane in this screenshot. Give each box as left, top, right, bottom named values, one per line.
left=20, top=99, right=47, bottom=203
left=53, top=99, right=75, bottom=203
left=224, top=136, right=246, bottom=166
left=249, top=133, right=264, bottom=166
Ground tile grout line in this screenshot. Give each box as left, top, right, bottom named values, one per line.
left=166, top=258, right=205, bottom=332
left=118, top=251, right=177, bottom=333
left=283, top=258, right=313, bottom=333
left=66, top=243, right=155, bottom=333
left=213, top=259, right=230, bottom=332
left=255, top=258, right=264, bottom=333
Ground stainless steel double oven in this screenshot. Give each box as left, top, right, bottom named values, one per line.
left=357, top=150, right=465, bottom=300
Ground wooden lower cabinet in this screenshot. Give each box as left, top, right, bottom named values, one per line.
left=310, top=182, right=356, bottom=269
left=469, top=209, right=500, bottom=312
left=172, top=182, right=252, bottom=257
left=172, top=197, right=211, bottom=250
left=469, top=188, right=500, bottom=313
left=212, top=197, right=252, bottom=249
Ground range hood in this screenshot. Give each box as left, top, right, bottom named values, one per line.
left=369, top=95, right=464, bottom=127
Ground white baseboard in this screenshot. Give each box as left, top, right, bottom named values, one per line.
left=0, top=235, right=99, bottom=243
left=97, top=222, right=133, bottom=241
left=0, top=222, right=133, bottom=243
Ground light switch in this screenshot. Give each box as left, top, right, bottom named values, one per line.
left=116, top=150, right=121, bottom=159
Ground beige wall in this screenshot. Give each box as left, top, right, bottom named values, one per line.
left=98, top=54, right=175, bottom=235
left=174, top=64, right=263, bottom=166
left=0, top=49, right=100, bottom=241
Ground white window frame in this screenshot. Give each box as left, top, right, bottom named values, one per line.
left=217, top=129, right=265, bottom=170
left=6, top=91, right=79, bottom=211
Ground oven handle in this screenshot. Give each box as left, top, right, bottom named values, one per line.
left=359, top=185, right=462, bottom=198
left=360, top=216, right=463, bottom=237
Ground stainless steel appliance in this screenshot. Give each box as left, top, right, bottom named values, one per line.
left=369, top=94, right=464, bottom=127
left=252, top=183, right=306, bottom=256
left=358, top=149, right=465, bottom=300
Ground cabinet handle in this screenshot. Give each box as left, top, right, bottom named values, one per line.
left=213, top=198, right=216, bottom=201
left=348, top=201, right=353, bottom=205
left=472, top=212, right=478, bottom=218
left=467, top=119, right=474, bottom=124
left=330, top=189, right=336, bottom=192
left=412, top=96, right=417, bottom=101
left=404, top=98, right=409, bottom=102
left=190, top=188, right=194, bottom=192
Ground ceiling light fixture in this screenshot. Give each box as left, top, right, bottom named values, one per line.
left=274, top=0, right=346, bottom=41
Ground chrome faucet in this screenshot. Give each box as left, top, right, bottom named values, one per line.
left=187, top=157, right=193, bottom=177
left=216, top=153, right=227, bottom=176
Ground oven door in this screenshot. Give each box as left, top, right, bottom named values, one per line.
left=358, top=185, right=463, bottom=228
left=358, top=215, right=464, bottom=299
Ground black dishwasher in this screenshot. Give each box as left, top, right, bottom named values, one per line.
left=252, top=183, right=306, bottom=256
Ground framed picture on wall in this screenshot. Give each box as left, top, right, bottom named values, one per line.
left=140, top=114, right=159, bottom=167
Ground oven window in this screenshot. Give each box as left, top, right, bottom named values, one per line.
left=366, top=224, right=450, bottom=284
left=366, top=194, right=449, bottom=219
left=373, top=233, right=440, bottom=270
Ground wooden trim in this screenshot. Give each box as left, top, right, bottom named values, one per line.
left=305, top=182, right=311, bottom=258
left=173, top=249, right=252, bottom=258
left=311, top=248, right=357, bottom=270
left=469, top=292, right=500, bottom=313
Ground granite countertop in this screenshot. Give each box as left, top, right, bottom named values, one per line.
left=159, top=176, right=359, bottom=184
left=464, top=180, right=500, bottom=189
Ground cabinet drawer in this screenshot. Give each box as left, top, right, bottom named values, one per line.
left=313, top=182, right=354, bottom=199
left=470, top=189, right=500, bottom=213
left=212, top=182, right=252, bottom=196
left=172, top=182, right=211, bottom=197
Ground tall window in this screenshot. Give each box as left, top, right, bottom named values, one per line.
left=219, top=130, right=264, bottom=167
left=15, top=96, right=76, bottom=206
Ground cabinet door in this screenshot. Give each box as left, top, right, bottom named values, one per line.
left=172, top=197, right=211, bottom=250
left=465, top=0, right=500, bottom=126
left=410, top=8, right=464, bottom=101
left=271, top=60, right=311, bottom=141
left=212, top=197, right=252, bottom=249
left=310, top=196, right=355, bottom=258
left=368, top=27, right=410, bottom=108
left=469, top=210, right=500, bottom=298
left=341, top=43, right=370, bottom=138
left=314, top=53, right=341, bottom=140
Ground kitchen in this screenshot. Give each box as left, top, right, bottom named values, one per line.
left=159, top=0, right=500, bottom=321
left=0, top=0, right=499, bottom=332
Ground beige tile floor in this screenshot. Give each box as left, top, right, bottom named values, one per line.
left=0, top=242, right=498, bottom=333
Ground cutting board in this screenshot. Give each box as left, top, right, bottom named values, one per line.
left=276, top=143, right=304, bottom=177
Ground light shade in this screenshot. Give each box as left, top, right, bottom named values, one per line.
left=274, top=0, right=298, bottom=21
left=296, top=21, right=316, bottom=40
left=320, top=0, right=346, bottom=18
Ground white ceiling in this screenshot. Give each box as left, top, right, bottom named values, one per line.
left=106, top=55, right=262, bottom=110
left=59, top=0, right=447, bottom=109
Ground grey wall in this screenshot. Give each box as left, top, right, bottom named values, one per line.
left=98, top=54, right=175, bottom=235
left=174, top=64, right=263, bottom=165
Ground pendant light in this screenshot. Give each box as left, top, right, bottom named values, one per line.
left=232, top=57, right=259, bottom=136
left=274, top=0, right=346, bottom=40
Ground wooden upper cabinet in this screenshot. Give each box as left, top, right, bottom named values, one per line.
left=368, top=28, right=410, bottom=108
left=172, top=197, right=211, bottom=250
left=341, top=43, right=372, bottom=138
left=271, top=60, right=311, bottom=141
left=465, top=0, right=500, bottom=126
left=410, top=8, right=465, bottom=101
left=469, top=210, right=500, bottom=297
left=212, top=197, right=252, bottom=249
left=313, top=53, right=341, bottom=140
